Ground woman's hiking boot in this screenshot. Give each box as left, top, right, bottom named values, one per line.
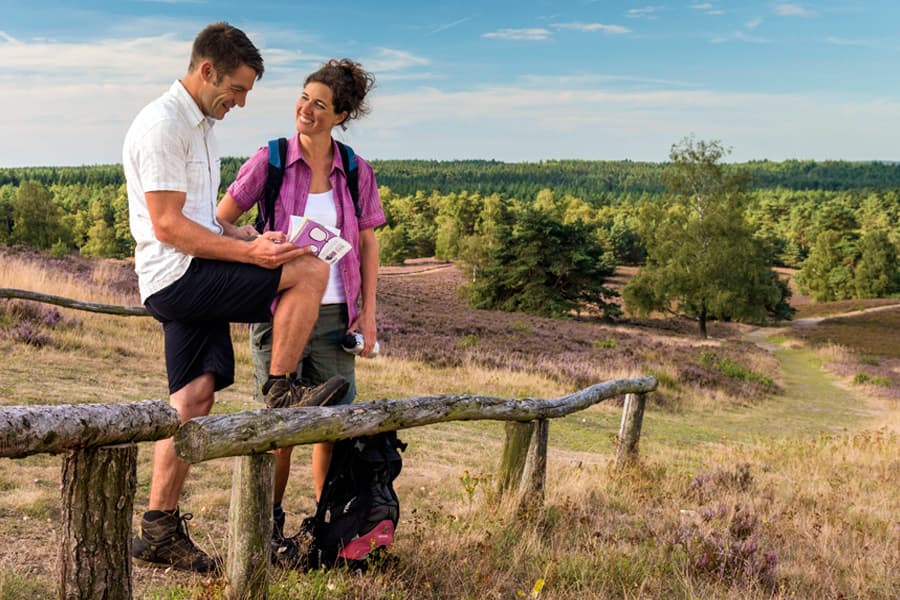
left=263, top=375, right=349, bottom=409
left=132, top=509, right=222, bottom=574
left=271, top=505, right=313, bottom=569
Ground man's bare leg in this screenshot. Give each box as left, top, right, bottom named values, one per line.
left=270, top=255, right=329, bottom=374
left=147, top=373, right=216, bottom=510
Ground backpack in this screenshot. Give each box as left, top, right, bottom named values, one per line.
left=254, top=137, right=361, bottom=234
left=307, top=431, right=406, bottom=570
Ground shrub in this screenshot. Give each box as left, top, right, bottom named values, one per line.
left=593, top=337, right=617, bottom=349
left=673, top=503, right=777, bottom=591
left=6, top=321, right=51, bottom=347
left=699, top=351, right=774, bottom=387
left=689, top=463, right=754, bottom=504
left=853, top=372, right=871, bottom=385
left=859, top=355, right=880, bottom=366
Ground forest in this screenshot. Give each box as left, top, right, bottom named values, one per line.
left=2, top=147, right=898, bottom=333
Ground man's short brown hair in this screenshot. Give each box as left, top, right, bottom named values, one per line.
left=189, top=22, right=264, bottom=82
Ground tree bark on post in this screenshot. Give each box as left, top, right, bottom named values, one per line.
left=516, top=419, right=549, bottom=515
left=226, top=453, right=275, bottom=600
left=615, top=393, right=646, bottom=466
left=58, top=444, right=137, bottom=600
left=497, top=421, right=535, bottom=495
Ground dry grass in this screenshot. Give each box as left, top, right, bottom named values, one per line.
left=1, top=250, right=899, bottom=599
left=790, top=307, right=900, bottom=359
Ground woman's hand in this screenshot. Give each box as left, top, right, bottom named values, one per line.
left=227, top=224, right=259, bottom=241
left=349, top=309, right=378, bottom=357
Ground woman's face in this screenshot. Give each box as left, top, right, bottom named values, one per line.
left=295, top=81, right=347, bottom=136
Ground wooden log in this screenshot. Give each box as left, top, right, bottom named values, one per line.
left=176, top=377, right=658, bottom=463
left=0, top=288, right=149, bottom=316
left=226, top=453, right=274, bottom=600
left=516, top=419, right=549, bottom=514
left=497, top=422, right=535, bottom=495
left=615, top=393, right=647, bottom=466
left=58, top=444, right=137, bottom=600
left=0, top=400, right=179, bottom=459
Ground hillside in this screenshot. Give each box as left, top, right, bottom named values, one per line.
left=0, top=249, right=898, bottom=599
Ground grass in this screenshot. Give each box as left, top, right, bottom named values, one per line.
left=1, top=249, right=899, bottom=599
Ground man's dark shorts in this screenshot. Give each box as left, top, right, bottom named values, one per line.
left=144, top=258, right=282, bottom=394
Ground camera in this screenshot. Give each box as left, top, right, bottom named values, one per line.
left=341, top=331, right=380, bottom=358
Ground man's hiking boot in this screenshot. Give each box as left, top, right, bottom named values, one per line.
left=132, top=509, right=222, bottom=575
left=271, top=506, right=313, bottom=569
left=264, top=375, right=349, bottom=409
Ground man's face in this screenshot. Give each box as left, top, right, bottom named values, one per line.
left=199, top=63, right=257, bottom=120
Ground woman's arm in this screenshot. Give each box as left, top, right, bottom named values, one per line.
left=216, top=193, right=258, bottom=241
left=353, top=227, right=379, bottom=356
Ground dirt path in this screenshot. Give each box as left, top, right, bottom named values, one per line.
left=790, top=302, right=900, bottom=327
left=738, top=323, right=886, bottom=437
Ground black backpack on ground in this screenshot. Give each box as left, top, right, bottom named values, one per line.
left=306, top=431, right=406, bottom=570
left=254, top=137, right=361, bottom=234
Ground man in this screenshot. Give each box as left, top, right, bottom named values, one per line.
left=123, top=22, right=347, bottom=574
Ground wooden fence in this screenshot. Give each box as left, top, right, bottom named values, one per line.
left=0, top=287, right=657, bottom=598
left=0, top=377, right=655, bottom=599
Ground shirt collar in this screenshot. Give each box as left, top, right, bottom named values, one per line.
left=170, top=80, right=215, bottom=130
left=288, top=135, right=346, bottom=175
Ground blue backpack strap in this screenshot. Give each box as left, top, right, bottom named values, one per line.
left=255, top=138, right=288, bottom=233
left=336, top=141, right=362, bottom=219
left=269, top=139, right=285, bottom=168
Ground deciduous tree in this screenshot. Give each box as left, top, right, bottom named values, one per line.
left=623, top=137, right=789, bottom=338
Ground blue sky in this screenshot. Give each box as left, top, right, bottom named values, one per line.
left=1, top=1, right=898, bottom=166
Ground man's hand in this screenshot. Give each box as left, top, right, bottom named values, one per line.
left=246, top=231, right=313, bottom=268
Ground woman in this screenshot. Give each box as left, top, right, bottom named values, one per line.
left=217, top=58, right=383, bottom=564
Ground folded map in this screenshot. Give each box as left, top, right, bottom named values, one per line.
left=288, top=215, right=352, bottom=265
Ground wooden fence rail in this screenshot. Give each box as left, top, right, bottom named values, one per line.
left=0, top=379, right=655, bottom=600
left=0, top=288, right=149, bottom=316
left=172, top=376, right=657, bottom=599
left=0, top=400, right=179, bottom=600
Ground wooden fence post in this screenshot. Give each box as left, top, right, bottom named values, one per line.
left=497, top=421, right=534, bottom=495
left=58, top=444, right=137, bottom=600
left=516, top=419, right=549, bottom=514
left=615, top=393, right=646, bottom=466
left=226, top=453, right=275, bottom=600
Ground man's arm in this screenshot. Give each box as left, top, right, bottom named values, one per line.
left=146, top=190, right=308, bottom=269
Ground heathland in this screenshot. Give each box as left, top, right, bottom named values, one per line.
left=0, top=246, right=897, bottom=599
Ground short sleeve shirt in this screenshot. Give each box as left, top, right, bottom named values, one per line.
left=123, top=80, right=223, bottom=302
left=227, top=136, right=386, bottom=325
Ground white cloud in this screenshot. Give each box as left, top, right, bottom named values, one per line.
left=774, top=4, right=816, bottom=17
left=519, top=73, right=697, bottom=89
left=354, top=85, right=900, bottom=162
left=431, top=17, right=471, bottom=35
left=826, top=37, right=876, bottom=48
left=690, top=3, right=725, bottom=15
left=627, top=7, right=657, bottom=18
left=4, top=73, right=898, bottom=165
left=745, top=17, right=764, bottom=31
left=0, top=33, right=188, bottom=84
left=482, top=28, right=552, bottom=41
left=365, top=48, right=430, bottom=72
left=710, top=31, right=770, bottom=44
left=551, top=22, right=631, bottom=34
